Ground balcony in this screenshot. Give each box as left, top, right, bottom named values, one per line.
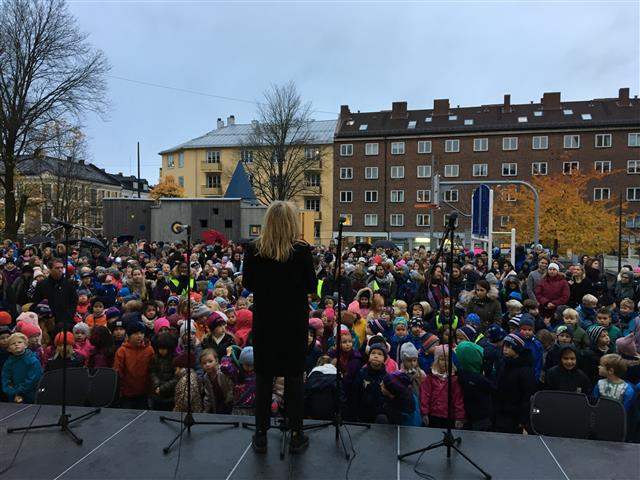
left=201, top=186, right=223, bottom=196
left=201, top=161, right=222, bottom=172
left=305, top=185, right=322, bottom=195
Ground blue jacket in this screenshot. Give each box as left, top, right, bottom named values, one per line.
left=2, top=349, right=42, bottom=403
left=592, top=379, right=636, bottom=412
left=576, top=305, right=597, bottom=330
left=523, top=336, right=544, bottom=382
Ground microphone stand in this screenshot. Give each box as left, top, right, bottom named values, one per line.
left=303, top=217, right=370, bottom=459
left=8, top=224, right=100, bottom=444
left=160, top=224, right=239, bottom=454
left=397, top=216, right=491, bottom=479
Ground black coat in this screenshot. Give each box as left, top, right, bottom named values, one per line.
left=493, top=351, right=537, bottom=427
left=242, top=241, right=316, bottom=376
left=32, top=276, right=78, bottom=327
left=544, top=365, right=592, bottom=394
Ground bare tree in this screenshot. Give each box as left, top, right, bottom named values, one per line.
left=0, top=0, right=109, bottom=238
left=242, top=81, right=323, bottom=204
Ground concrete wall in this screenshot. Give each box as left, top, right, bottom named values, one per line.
left=103, top=199, right=154, bottom=239
left=240, top=204, right=268, bottom=239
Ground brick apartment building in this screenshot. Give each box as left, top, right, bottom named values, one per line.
left=334, top=88, right=640, bottom=249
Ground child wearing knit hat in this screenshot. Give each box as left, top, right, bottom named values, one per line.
left=351, top=342, right=388, bottom=423
left=389, top=317, right=410, bottom=362
left=400, top=342, right=426, bottom=394
left=456, top=341, right=493, bottom=431
left=220, top=346, right=257, bottom=416
left=72, top=322, right=93, bottom=365
left=45, top=332, right=84, bottom=372
left=379, top=371, right=421, bottom=426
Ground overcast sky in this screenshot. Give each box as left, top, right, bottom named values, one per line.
left=68, top=0, right=640, bottom=184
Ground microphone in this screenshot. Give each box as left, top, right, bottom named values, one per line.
left=171, top=222, right=190, bottom=234
left=52, top=218, right=75, bottom=229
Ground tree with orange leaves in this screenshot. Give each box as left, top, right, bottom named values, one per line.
left=494, top=169, right=621, bottom=256
left=149, top=175, right=185, bottom=201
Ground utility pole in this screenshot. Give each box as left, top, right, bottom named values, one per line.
left=137, top=142, right=141, bottom=198
left=618, top=195, right=623, bottom=271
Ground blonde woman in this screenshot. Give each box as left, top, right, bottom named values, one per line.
left=242, top=201, right=316, bottom=454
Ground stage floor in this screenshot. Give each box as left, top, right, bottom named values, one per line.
left=0, top=403, right=638, bottom=479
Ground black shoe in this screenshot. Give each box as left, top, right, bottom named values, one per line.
left=289, top=431, right=309, bottom=454
left=252, top=431, right=268, bottom=453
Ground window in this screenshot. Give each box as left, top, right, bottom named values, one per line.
left=444, top=164, right=459, bottom=177
left=448, top=115, right=458, bottom=121
left=178, top=152, right=184, bottom=167
left=340, top=144, right=353, bottom=156
left=167, top=155, right=175, bottom=168
left=532, top=162, right=548, bottom=175
left=532, top=136, right=548, bottom=150
left=417, top=165, right=432, bottom=178
left=224, top=219, right=233, bottom=229
left=178, top=176, right=184, bottom=187
left=582, top=113, right=592, bottom=120
left=365, top=191, right=378, bottom=203
left=563, top=162, right=580, bottom=174
left=563, top=109, right=573, bottom=115
left=473, top=138, right=488, bottom=152
left=425, top=116, right=432, bottom=123
left=595, top=134, right=612, bottom=148
left=500, top=216, right=510, bottom=227
left=502, top=137, right=518, bottom=151
left=416, top=190, right=431, bottom=203
left=595, top=161, right=611, bottom=173
left=501, top=190, right=516, bottom=202
left=443, top=189, right=459, bottom=202
left=339, top=191, right=352, bottom=203
left=594, top=188, right=610, bottom=201
left=464, top=119, right=474, bottom=125
left=341, top=214, right=353, bottom=226
left=305, top=198, right=320, bottom=211
left=390, top=166, right=405, bottom=179
left=364, top=214, right=378, bottom=226
left=390, top=214, right=404, bottom=227
left=365, top=166, right=379, bottom=179
left=518, top=116, right=528, bottom=123
left=629, top=133, right=640, bottom=147
left=250, top=225, right=261, bottom=237
left=206, top=173, right=221, bottom=188
left=340, top=167, right=353, bottom=180
left=206, top=150, right=220, bottom=163
left=502, top=163, right=517, bottom=176
left=445, top=139, right=460, bottom=153
left=365, top=143, right=379, bottom=155
left=304, top=147, right=319, bottom=160
left=241, top=149, right=254, bottom=163
left=534, top=111, right=543, bottom=117
left=390, top=190, right=405, bottom=203
left=408, top=120, right=417, bottom=129
left=564, top=135, right=580, bottom=149
left=627, top=187, right=640, bottom=201
left=199, top=219, right=208, bottom=228
left=416, top=214, right=430, bottom=227
left=305, top=172, right=321, bottom=187
left=473, top=164, right=488, bottom=177
left=418, top=140, right=432, bottom=154
left=391, top=142, right=405, bottom=155
left=359, top=124, right=368, bottom=131
left=627, top=160, right=640, bottom=174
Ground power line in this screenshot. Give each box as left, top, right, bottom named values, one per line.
left=107, top=75, right=339, bottom=116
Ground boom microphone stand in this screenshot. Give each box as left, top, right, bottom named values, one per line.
left=8, top=222, right=101, bottom=444
left=303, top=216, right=371, bottom=459
left=397, top=212, right=491, bottom=479
left=160, top=222, right=239, bottom=454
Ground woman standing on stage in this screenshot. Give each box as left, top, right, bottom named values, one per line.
left=242, top=201, right=317, bottom=454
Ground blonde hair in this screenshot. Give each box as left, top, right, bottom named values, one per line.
left=563, top=308, right=579, bottom=321
left=256, top=201, right=300, bottom=262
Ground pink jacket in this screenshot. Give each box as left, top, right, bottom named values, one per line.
left=385, top=357, right=398, bottom=373
left=73, top=339, right=95, bottom=366
left=419, top=373, right=465, bottom=420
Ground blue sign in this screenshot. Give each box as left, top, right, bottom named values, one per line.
left=472, top=185, right=490, bottom=237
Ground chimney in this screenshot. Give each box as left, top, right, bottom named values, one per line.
left=503, top=94, right=512, bottom=112
left=340, top=105, right=350, bottom=117
left=433, top=98, right=450, bottom=116
left=216, top=118, right=224, bottom=129
left=541, top=92, right=561, bottom=110
left=227, top=115, right=235, bottom=125
left=391, top=101, right=408, bottom=119
left=618, top=87, right=630, bottom=106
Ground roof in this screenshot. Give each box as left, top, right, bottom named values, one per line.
left=159, top=119, right=337, bottom=154
left=336, top=95, right=640, bottom=139
left=11, top=156, right=122, bottom=186
left=224, top=161, right=257, bottom=202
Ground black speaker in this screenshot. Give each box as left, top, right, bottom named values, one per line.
left=530, top=390, right=626, bottom=442
left=87, top=368, right=119, bottom=408
left=36, top=367, right=118, bottom=408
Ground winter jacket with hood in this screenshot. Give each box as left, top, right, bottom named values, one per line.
left=419, top=370, right=465, bottom=421
left=456, top=341, right=493, bottom=422
left=113, top=339, right=155, bottom=397
left=493, top=349, right=537, bottom=429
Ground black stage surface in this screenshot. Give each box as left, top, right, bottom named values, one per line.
left=0, top=403, right=638, bottom=479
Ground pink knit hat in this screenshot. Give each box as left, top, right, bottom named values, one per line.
left=16, top=311, right=38, bottom=327
left=153, top=317, right=171, bottom=335
left=309, top=317, right=323, bottom=334
left=616, top=333, right=639, bottom=358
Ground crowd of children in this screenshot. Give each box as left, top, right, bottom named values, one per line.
left=0, top=238, right=639, bottom=442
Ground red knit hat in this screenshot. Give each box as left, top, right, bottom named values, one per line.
left=18, top=321, right=41, bottom=338
left=55, top=332, right=75, bottom=346
left=0, top=311, right=11, bottom=325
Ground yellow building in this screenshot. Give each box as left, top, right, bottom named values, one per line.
left=158, top=116, right=337, bottom=244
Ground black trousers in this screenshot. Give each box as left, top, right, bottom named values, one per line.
left=255, top=372, right=304, bottom=433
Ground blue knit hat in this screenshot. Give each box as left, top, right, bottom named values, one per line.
left=486, top=324, right=506, bottom=343
left=239, top=346, right=254, bottom=366
left=503, top=333, right=526, bottom=354
left=392, top=317, right=408, bottom=329
left=457, top=325, right=477, bottom=342
left=465, top=313, right=481, bottom=328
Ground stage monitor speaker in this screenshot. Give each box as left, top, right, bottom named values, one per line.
left=530, top=390, right=626, bottom=442
left=36, top=367, right=118, bottom=408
